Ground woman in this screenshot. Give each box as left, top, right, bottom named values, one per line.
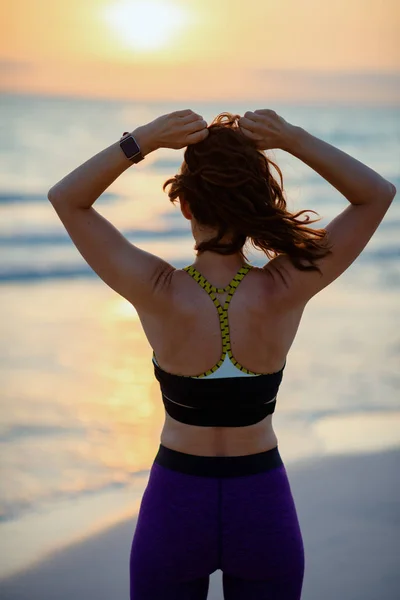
left=48, top=108, right=396, bottom=599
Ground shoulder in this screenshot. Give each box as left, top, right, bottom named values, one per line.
left=261, top=255, right=308, bottom=310
left=169, top=267, right=201, bottom=312
left=252, top=262, right=285, bottom=296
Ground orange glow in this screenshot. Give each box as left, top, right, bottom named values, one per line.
left=1, top=0, right=399, bottom=101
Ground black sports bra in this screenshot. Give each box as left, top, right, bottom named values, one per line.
left=152, top=263, right=286, bottom=427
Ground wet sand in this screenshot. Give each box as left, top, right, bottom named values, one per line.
left=1, top=448, right=399, bottom=600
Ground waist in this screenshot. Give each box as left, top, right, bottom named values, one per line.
left=154, top=442, right=283, bottom=477
left=160, top=413, right=278, bottom=457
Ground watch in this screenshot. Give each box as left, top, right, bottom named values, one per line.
left=119, top=132, right=144, bottom=164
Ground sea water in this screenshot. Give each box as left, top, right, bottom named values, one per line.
left=0, top=93, right=399, bottom=577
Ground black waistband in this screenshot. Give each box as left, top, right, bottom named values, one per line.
left=154, top=443, right=283, bottom=477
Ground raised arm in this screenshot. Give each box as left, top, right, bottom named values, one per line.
left=239, top=109, right=396, bottom=304
left=47, top=110, right=208, bottom=312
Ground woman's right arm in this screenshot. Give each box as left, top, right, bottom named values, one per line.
left=239, top=110, right=396, bottom=304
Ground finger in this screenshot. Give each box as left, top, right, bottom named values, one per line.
left=243, top=111, right=262, bottom=122
left=254, top=108, right=277, bottom=117
left=186, top=127, right=209, bottom=144
left=180, top=112, right=203, bottom=125
left=239, top=125, right=263, bottom=141
left=239, top=116, right=259, bottom=132
left=184, top=118, right=208, bottom=134
left=171, top=108, right=194, bottom=119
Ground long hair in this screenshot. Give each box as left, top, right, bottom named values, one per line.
left=163, top=112, right=332, bottom=274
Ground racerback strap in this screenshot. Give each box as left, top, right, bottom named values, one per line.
left=182, top=263, right=255, bottom=375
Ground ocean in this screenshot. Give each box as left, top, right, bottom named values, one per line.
left=1, top=93, right=399, bottom=578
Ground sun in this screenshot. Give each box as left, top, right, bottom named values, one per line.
left=102, top=0, right=189, bottom=52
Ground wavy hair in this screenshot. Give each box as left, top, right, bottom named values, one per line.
left=163, top=112, right=332, bottom=274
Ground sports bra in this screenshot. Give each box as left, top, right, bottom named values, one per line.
left=152, top=262, right=286, bottom=427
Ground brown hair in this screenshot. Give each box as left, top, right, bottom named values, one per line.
left=163, top=112, right=332, bottom=275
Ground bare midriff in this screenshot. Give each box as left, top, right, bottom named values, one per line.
left=160, top=413, right=278, bottom=457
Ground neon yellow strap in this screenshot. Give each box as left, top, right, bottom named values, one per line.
left=180, top=264, right=258, bottom=377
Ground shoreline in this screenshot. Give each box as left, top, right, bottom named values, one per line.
left=1, top=448, right=399, bottom=600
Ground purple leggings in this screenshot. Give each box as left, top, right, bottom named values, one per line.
left=130, top=444, right=304, bottom=599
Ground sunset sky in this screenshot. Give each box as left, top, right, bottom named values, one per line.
left=1, top=0, right=399, bottom=103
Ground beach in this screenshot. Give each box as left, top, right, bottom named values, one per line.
left=1, top=0, right=400, bottom=591
left=0, top=448, right=399, bottom=599
left=1, top=95, right=399, bottom=599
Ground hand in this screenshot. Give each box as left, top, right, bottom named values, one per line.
left=238, top=109, right=294, bottom=151
left=137, top=109, right=209, bottom=153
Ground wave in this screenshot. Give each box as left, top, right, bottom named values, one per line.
left=0, top=213, right=399, bottom=247
left=0, top=261, right=186, bottom=283
left=0, top=266, right=98, bottom=283
left=0, top=249, right=398, bottom=284
left=0, top=471, right=150, bottom=524
left=0, top=424, right=86, bottom=443
left=0, top=192, right=120, bottom=205
left=149, top=157, right=182, bottom=170
left=0, top=226, right=189, bottom=246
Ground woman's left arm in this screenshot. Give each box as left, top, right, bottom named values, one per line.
left=48, top=109, right=208, bottom=311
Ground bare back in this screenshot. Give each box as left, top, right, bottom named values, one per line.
left=136, top=264, right=307, bottom=456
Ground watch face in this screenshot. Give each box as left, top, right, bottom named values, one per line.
left=121, top=135, right=140, bottom=157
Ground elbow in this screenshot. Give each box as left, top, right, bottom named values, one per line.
left=384, top=180, right=397, bottom=201
left=47, top=187, right=63, bottom=206
left=376, top=180, right=397, bottom=203
left=47, top=188, right=57, bottom=203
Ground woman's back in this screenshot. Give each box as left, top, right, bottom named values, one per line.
left=137, top=261, right=306, bottom=457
